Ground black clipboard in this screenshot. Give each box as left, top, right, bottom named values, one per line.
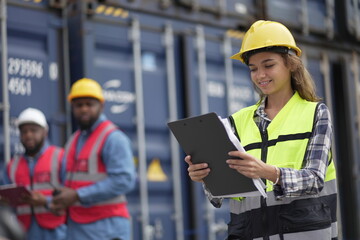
left=167, top=112, right=257, bottom=197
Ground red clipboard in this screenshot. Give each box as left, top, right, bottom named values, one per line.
left=0, top=184, right=31, bottom=206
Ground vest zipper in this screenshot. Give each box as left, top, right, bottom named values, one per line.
left=260, top=130, right=269, bottom=240
left=260, top=130, right=268, bottom=164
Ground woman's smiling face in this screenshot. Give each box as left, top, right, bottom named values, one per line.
left=248, top=51, right=292, bottom=96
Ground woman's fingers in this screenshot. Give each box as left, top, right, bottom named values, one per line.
left=184, top=155, right=193, bottom=165
left=188, top=162, right=208, bottom=171
left=228, top=150, right=248, bottom=159
left=184, top=155, right=210, bottom=182
left=188, top=168, right=210, bottom=182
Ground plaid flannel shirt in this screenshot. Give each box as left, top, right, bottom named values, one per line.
left=205, top=96, right=333, bottom=207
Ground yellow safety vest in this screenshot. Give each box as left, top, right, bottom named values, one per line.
left=227, top=92, right=337, bottom=239
left=232, top=91, right=336, bottom=192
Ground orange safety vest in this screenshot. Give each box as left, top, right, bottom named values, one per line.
left=64, top=120, right=129, bottom=224
left=7, top=146, right=66, bottom=230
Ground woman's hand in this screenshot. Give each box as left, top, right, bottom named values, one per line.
left=184, top=155, right=210, bottom=183
left=226, top=151, right=276, bottom=181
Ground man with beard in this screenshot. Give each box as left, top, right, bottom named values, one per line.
left=50, top=78, right=136, bottom=240
left=1, top=108, right=66, bottom=240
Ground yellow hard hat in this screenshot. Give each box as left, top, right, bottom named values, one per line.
left=231, top=20, right=302, bottom=64
left=68, top=78, right=104, bottom=102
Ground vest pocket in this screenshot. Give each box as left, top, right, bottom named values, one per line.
left=227, top=212, right=252, bottom=240
left=279, top=198, right=331, bottom=233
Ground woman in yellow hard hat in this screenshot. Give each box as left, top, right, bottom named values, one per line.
left=185, top=20, right=338, bottom=239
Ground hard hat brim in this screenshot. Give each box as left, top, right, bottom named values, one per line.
left=230, top=52, right=243, bottom=62
left=67, top=94, right=104, bottom=103
left=230, top=45, right=302, bottom=64
left=68, top=78, right=105, bottom=103
left=18, top=120, right=48, bottom=130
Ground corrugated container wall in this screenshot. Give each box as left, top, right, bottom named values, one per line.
left=264, top=0, right=336, bottom=39
left=66, top=1, right=360, bottom=239
left=0, top=0, right=360, bottom=240
left=66, top=1, right=258, bottom=239
left=67, top=3, right=191, bottom=239
left=0, top=0, right=67, bottom=178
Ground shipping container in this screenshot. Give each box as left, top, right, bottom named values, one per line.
left=342, top=0, right=360, bottom=40
left=66, top=1, right=258, bottom=238
left=1, top=0, right=360, bottom=240
left=88, top=0, right=256, bottom=30
left=67, top=3, right=194, bottom=239
left=264, top=0, right=336, bottom=38
left=329, top=50, right=360, bottom=239
left=181, top=23, right=264, bottom=240
left=0, top=0, right=67, bottom=163
left=301, top=44, right=360, bottom=239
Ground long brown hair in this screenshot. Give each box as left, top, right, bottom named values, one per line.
left=254, top=53, right=321, bottom=103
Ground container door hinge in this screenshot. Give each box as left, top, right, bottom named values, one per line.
left=325, top=0, right=335, bottom=39
left=354, top=0, right=360, bottom=40
left=301, top=0, right=309, bottom=36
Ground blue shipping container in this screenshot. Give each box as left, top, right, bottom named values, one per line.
left=67, top=6, right=191, bottom=240
left=0, top=1, right=67, bottom=163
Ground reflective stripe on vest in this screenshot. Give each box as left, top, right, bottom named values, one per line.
left=72, top=195, right=126, bottom=206
left=9, top=155, right=20, bottom=182
left=65, top=172, right=107, bottom=182
left=16, top=205, right=32, bottom=215
left=64, top=121, right=129, bottom=223
left=230, top=179, right=337, bottom=214
left=32, top=147, right=62, bottom=191
left=65, top=121, right=117, bottom=182
left=17, top=205, right=48, bottom=215
left=229, top=92, right=337, bottom=239
left=252, top=223, right=337, bottom=240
